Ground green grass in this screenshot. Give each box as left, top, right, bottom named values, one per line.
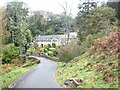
left=56, top=52, right=118, bottom=88
left=0, top=64, right=37, bottom=89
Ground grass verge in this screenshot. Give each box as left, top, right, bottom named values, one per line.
left=0, top=64, right=37, bottom=89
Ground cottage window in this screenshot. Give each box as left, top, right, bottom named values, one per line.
left=41, top=44, right=43, bottom=47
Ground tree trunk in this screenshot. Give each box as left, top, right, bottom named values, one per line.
left=20, top=45, right=23, bottom=63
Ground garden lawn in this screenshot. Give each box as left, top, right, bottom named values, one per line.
left=0, top=64, right=37, bottom=89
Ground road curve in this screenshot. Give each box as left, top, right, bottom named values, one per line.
left=12, top=57, right=62, bottom=88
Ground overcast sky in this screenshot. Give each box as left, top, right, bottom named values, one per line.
left=0, top=0, right=108, bottom=16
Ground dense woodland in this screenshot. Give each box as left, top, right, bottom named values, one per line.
left=0, top=0, right=120, bottom=89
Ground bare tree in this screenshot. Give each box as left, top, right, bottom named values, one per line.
left=58, top=0, right=73, bottom=44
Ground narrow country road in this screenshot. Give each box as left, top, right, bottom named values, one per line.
left=12, top=57, right=62, bottom=88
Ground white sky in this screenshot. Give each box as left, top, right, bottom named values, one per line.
left=0, top=0, right=108, bottom=16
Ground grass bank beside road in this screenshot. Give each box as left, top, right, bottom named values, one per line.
left=56, top=53, right=118, bottom=88
left=0, top=64, right=37, bottom=89
left=56, top=31, right=119, bottom=88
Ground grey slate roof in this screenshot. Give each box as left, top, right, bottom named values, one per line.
left=35, top=35, right=64, bottom=42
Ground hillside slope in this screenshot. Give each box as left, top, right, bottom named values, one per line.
left=56, top=31, right=119, bottom=88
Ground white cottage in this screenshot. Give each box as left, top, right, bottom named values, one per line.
left=35, top=32, right=77, bottom=47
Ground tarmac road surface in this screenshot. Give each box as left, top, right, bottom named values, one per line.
left=11, top=57, right=62, bottom=88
